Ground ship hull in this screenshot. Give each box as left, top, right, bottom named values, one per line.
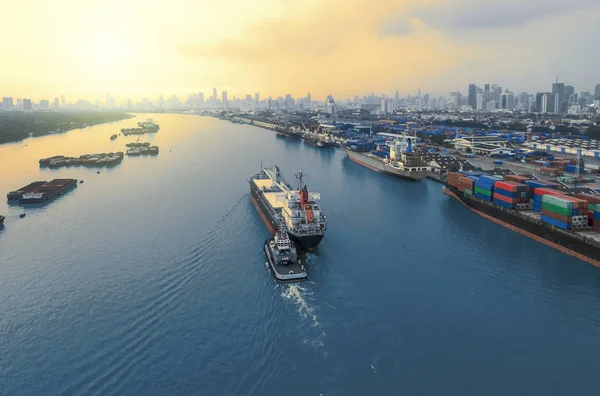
left=250, top=181, right=324, bottom=251
left=345, top=150, right=428, bottom=181
left=445, top=186, right=600, bottom=267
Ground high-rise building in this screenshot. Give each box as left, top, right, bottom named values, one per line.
left=565, top=85, right=574, bottom=99
left=53, top=97, right=59, bottom=109
left=23, top=99, right=32, bottom=110
left=39, top=99, right=49, bottom=109
left=519, top=92, right=530, bottom=111
left=500, top=92, right=514, bottom=110
left=594, top=84, right=600, bottom=100
left=468, top=84, right=477, bottom=110
left=540, top=93, right=555, bottom=113
left=221, top=91, right=228, bottom=107
left=307, top=93, right=311, bottom=106
left=380, top=98, right=388, bottom=114
left=284, top=94, right=293, bottom=108
left=476, top=92, right=484, bottom=110
left=485, top=101, right=496, bottom=111
left=394, top=90, right=400, bottom=111
left=492, top=85, right=502, bottom=104
left=2, top=97, right=13, bottom=109
left=326, top=95, right=335, bottom=114
left=483, top=84, right=491, bottom=102
left=552, top=80, right=565, bottom=113
left=212, top=87, right=217, bottom=100
left=60, top=95, right=65, bottom=108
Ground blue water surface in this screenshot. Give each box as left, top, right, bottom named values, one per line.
left=1, top=114, right=600, bottom=396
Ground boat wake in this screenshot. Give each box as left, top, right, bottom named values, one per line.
left=281, top=284, right=326, bottom=347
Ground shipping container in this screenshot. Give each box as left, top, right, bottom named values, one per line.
left=504, top=175, right=531, bottom=183
left=541, top=214, right=570, bottom=230
left=474, top=186, right=492, bottom=196
left=541, top=208, right=572, bottom=223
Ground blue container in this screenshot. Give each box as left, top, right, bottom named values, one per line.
left=541, top=161, right=550, bottom=166
left=541, top=215, right=570, bottom=230
left=494, top=189, right=517, bottom=198
left=479, top=175, right=503, bottom=184
left=475, top=181, right=494, bottom=190
left=468, top=176, right=480, bottom=181
left=459, top=171, right=482, bottom=176
left=493, top=160, right=503, bottom=165
left=593, top=212, right=600, bottom=221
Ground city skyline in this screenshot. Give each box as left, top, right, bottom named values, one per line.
left=2, top=0, right=599, bottom=100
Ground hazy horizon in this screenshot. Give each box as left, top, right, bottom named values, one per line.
left=2, top=0, right=599, bottom=101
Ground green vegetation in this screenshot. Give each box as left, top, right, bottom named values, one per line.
left=0, top=111, right=132, bottom=145
left=466, top=146, right=473, bottom=154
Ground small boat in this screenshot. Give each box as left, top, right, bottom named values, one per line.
left=79, top=180, right=84, bottom=184
left=19, top=213, right=26, bottom=218
left=97, top=171, right=100, bottom=174
left=264, top=224, right=308, bottom=282
left=110, top=134, right=118, bottom=140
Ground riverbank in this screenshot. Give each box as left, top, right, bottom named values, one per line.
left=0, top=111, right=133, bottom=145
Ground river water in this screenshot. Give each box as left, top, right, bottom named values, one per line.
left=2, top=114, right=600, bottom=395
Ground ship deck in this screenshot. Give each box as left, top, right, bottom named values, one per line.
left=271, top=261, right=308, bottom=282
left=253, top=179, right=286, bottom=210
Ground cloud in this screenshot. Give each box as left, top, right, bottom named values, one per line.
left=393, top=0, right=600, bottom=33
left=177, top=0, right=469, bottom=97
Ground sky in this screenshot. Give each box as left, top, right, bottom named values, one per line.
left=1, top=0, right=599, bottom=102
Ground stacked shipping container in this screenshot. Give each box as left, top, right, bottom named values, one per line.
left=540, top=195, right=588, bottom=230
left=532, top=188, right=563, bottom=212
left=493, top=181, right=531, bottom=210
left=577, top=193, right=600, bottom=231
left=474, top=175, right=501, bottom=202
left=504, top=175, right=531, bottom=183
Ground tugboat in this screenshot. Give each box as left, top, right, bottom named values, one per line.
left=264, top=223, right=308, bottom=282
left=110, top=134, right=118, bottom=140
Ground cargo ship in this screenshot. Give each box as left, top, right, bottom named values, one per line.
left=264, top=223, right=308, bottom=282
left=275, top=126, right=301, bottom=139
left=8, top=179, right=78, bottom=204
left=444, top=173, right=600, bottom=267
left=344, top=136, right=430, bottom=181
left=249, top=165, right=326, bottom=251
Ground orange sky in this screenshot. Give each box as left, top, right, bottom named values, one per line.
left=1, top=0, right=597, bottom=102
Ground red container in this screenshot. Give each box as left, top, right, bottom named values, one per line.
left=589, top=211, right=594, bottom=226
left=534, top=188, right=564, bottom=197
left=494, top=181, right=520, bottom=192
left=541, top=208, right=572, bottom=223
left=448, top=172, right=461, bottom=188
left=578, top=193, right=600, bottom=205
left=494, top=192, right=518, bottom=204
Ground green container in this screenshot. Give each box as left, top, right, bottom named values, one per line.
left=542, top=202, right=573, bottom=216
left=465, top=189, right=473, bottom=195
left=589, top=203, right=600, bottom=212
left=542, top=194, right=573, bottom=209
left=474, top=186, right=492, bottom=196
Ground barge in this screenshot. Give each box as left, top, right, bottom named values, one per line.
left=7, top=181, right=47, bottom=201
left=444, top=185, right=600, bottom=267
left=14, top=179, right=78, bottom=204
left=249, top=165, right=326, bottom=251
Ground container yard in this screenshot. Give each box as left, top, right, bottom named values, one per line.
left=8, top=179, right=78, bottom=204
left=40, top=153, right=124, bottom=168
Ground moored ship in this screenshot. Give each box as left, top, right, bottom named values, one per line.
left=249, top=165, right=326, bottom=251
left=344, top=136, right=430, bottom=181
left=264, top=223, right=308, bottom=282
left=444, top=173, right=600, bottom=267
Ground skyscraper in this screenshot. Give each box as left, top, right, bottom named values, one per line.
left=39, top=99, right=49, bottom=109
left=2, top=97, right=13, bottom=109
left=213, top=87, right=217, bottom=100
left=60, top=95, right=65, bottom=108
left=552, top=80, right=565, bottom=113
left=468, top=84, right=477, bottom=110
left=492, top=85, right=502, bottom=104
left=307, top=93, right=311, bottom=106
left=53, top=97, right=59, bottom=109
left=594, top=84, right=600, bottom=100
left=394, top=90, right=400, bottom=111
left=483, top=84, right=491, bottom=102
left=476, top=93, right=483, bottom=110
left=221, top=91, right=228, bottom=107
left=23, top=99, right=32, bottom=110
